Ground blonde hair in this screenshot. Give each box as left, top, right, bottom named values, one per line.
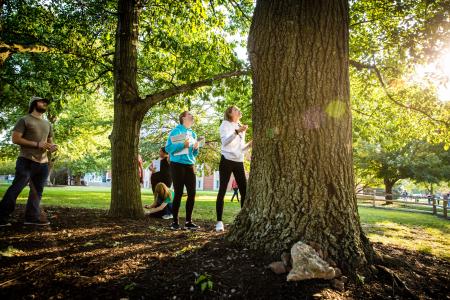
left=224, top=105, right=240, bottom=121
left=154, top=182, right=172, bottom=203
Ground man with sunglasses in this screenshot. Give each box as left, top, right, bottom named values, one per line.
left=0, top=96, right=58, bottom=226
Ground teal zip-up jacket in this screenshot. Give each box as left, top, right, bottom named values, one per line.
left=165, top=124, right=199, bottom=165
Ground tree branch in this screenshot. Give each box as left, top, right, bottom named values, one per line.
left=349, top=59, right=450, bottom=127
left=142, top=69, right=250, bottom=110
left=0, top=39, right=112, bottom=69
left=228, top=0, right=252, bottom=23
left=0, top=41, right=51, bottom=65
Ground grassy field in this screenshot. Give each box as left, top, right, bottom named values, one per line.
left=1, top=183, right=449, bottom=260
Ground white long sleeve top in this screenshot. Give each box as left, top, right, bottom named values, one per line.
left=220, top=120, right=250, bottom=162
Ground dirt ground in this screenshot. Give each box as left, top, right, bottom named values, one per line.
left=0, top=205, right=449, bottom=300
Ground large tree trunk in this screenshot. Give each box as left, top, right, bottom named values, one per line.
left=109, top=0, right=144, bottom=218
left=109, top=104, right=144, bottom=217
left=227, top=0, right=373, bottom=274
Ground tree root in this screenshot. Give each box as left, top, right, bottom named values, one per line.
left=376, top=264, right=418, bottom=300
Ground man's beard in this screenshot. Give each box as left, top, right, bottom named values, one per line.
left=36, top=107, right=47, bottom=113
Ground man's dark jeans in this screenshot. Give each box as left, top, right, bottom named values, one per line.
left=0, top=157, right=49, bottom=222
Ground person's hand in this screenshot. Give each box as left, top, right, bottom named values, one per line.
left=38, top=142, right=52, bottom=150
left=184, top=139, right=190, bottom=148
left=193, top=141, right=199, bottom=150
left=247, top=140, right=253, bottom=147
left=150, top=166, right=156, bottom=173
left=49, top=144, right=58, bottom=153
left=238, top=125, right=248, bottom=133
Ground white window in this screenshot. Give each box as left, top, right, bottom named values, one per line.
left=196, top=166, right=204, bottom=190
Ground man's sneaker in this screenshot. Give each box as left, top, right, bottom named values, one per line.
left=24, top=220, right=50, bottom=226
left=0, top=220, right=12, bottom=227
left=170, top=222, right=180, bottom=230
left=162, top=214, right=173, bottom=220
left=185, top=222, right=200, bottom=230
left=215, top=221, right=224, bottom=232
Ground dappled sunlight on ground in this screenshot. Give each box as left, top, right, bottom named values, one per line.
left=362, top=221, right=450, bottom=260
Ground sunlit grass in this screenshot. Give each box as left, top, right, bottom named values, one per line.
left=358, top=207, right=450, bottom=259
left=0, top=183, right=241, bottom=222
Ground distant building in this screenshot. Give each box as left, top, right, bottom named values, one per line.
left=83, top=165, right=244, bottom=191
left=143, top=167, right=242, bottom=191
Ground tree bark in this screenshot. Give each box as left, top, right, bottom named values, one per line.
left=110, top=104, right=144, bottom=217
left=427, top=183, right=434, bottom=195
left=227, top=0, right=373, bottom=274
left=109, top=0, right=144, bottom=218
left=73, top=174, right=82, bottom=186
left=383, top=178, right=397, bottom=204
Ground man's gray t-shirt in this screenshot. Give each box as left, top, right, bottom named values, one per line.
left=12, top=114, right=53, bottom=163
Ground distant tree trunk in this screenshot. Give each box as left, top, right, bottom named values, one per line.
left=74, top=174, right=82, bottom=186
left=427, top=183, right=434, bottom=195
left=227, top=0, right=374, bottom=274
left=109, top=0, right=145, bottom=218
left=383, top=178, right=397, bottom=204
left=45, top=152, right=55, bottom=186
left=46, top=116, right=57, bottom=186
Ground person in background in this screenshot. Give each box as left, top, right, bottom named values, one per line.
left=215, top=106, right=252, bottom=232
left=165, top=111, right=200, bottom=230
left=150, top=147, right=172, bottom=192
left=144, top=182, right=173, bottom=219
left=138, top=154, right=144, bottom=186
left=0, top=96, right=58, bottom=226
left=230, top=179, right=240, bottom=203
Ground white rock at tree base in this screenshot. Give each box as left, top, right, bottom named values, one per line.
left=287, top=241, right=336, bottom=281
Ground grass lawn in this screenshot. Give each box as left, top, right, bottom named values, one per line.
left=1, top=183, right=449, bottom=260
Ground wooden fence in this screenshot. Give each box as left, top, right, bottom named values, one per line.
left=356, top=193, right=449, bottom=220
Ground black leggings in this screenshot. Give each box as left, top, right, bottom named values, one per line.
left=216, top=155, right=247, bottom=221
left=170, top=162, right=196, bottom=224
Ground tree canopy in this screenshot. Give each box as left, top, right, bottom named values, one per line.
left=0, top=0, right=448, bottom=196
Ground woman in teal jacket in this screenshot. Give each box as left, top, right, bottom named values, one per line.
left=165, top=111, right=200, bottom=230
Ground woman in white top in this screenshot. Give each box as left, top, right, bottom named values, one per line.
left=215, top=106, right=252, bottom=232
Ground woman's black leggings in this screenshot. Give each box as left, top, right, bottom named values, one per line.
left=216, top=155, right=247, bottom=221
left=170, top=162, right=196, bottom=224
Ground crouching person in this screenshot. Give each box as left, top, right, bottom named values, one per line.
left=145, top=183, right=173, bottom=219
